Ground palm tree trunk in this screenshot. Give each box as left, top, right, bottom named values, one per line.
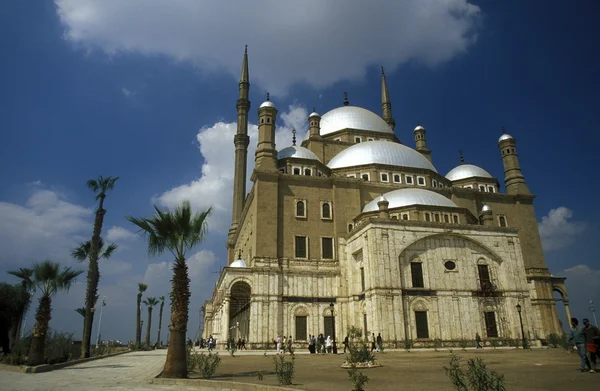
left=28, top=295, right=52, bottom=366
left=136, top=293, right=142, bottom=348
left=156, top=302, right=164, bottom=347
left=145, top=307, right=153, bottom=347
left=82, top=199, right=106, bottom=358
left=162, top=262, right=190, bottom=378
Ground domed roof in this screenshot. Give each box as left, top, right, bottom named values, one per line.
left=259, top=100, right=276, bottom=109
left=363, top=188, right=457, bottom=213
left=327, top=141, right=437, bottom=172
left=446, top=164, right=493, bottom=181
left=230, top=258, right=248, bottom=268
left=309, top=111, right=320, bottom=118
left=278, top=145, right=321, bottom=161
left=319, top=106, right=393, bottom=137
left=498, top=133, right=513, bottom=142
left=481, top=204, right=492, bottom=213
left=414, top=125, right=425, bottom=131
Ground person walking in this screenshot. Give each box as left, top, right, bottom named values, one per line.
left=568, top=318, right=591, bottom=372
left=475, top=333, right=482, bottom=349
left=276, top=335, right=283, bottom=354
left=376, top=333, right=383, bottom=352
left=326, top=335, right=333, bottom=354
left=318, top=333, right=325, bottom=354
left=287, top=335, right=293, bottom=354
left=371, top=333, right=376, bottom=352
left=582, top=318, right=600, bottom=372
left=343, top=335, right=349, bottom=353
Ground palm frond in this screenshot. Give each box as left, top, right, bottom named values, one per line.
left=75, top=307, right=86, bottom=317
left=101, top=243, right=118, bottom=259
left=71, top=241, right=91, bottom=262
left=159, top=296, right=165, bottom=302
left=138, top=283, right=148, bottom=293
left=143, top=296, right=159, bottom=308
left=86, top=179, right=99, bottom=193
left=7, top=267, right=35, bottom=290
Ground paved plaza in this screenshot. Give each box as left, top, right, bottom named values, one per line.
left=0, top=348, right=597, bottom=390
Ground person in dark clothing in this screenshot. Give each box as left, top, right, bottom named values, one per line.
left=582, top=318, right=600, bottom=373
left=371, top=333, right=376, bottom=352
left=376, top=333, right=383, bottom=352
left=343, top=335, right=349, bottom=353
left=475, top=333, right=482, bottom=349
left=568, top=318, right=591, bottom=372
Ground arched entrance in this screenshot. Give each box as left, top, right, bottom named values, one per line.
left=229, top=281, right=251, bottom=343
left=551, top=277, right=571, bottom=329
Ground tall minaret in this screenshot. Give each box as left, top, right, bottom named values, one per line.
left=255, top=93, right=278, bottom=171
left=228, top=46, right=251, bottom=256
left=413, top=122, right=432, bottom=162
left=498, top=129, right=531, bottom=195
left=381, top=67, right=395, bottom=130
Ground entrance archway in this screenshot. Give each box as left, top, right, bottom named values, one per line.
left=229, top=281, right=251, bottom=343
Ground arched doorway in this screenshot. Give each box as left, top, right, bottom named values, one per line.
left=229, top=281, right=251, bottom=343
left=552, top=277, right=571, bottom=331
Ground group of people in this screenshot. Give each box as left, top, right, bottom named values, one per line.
left=274, top=335, right=294, bottom=354
left=568, top=317, right=600, bottom=373
left=307, top=334, right=335, bottom=354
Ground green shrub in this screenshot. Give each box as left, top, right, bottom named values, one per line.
left=489, top=339, right=499, bottom=349
left=444, top=354, right=506, bottom=391
left=434, top=338, right=443, bottom=351
left=458, top=339, right=469, bottom=351
left=227, top=341, right=237, bottom=357
left=348, top=365, right=369, bottom=391
left=273, top=354, right=295, bottom=385
left=405, top=338, right=413, bottom=350
left=196, top=352, right=221, bottom=379
left=256, top=370, right=264, bottom=381
left=546, top=333, right=566, bottom=349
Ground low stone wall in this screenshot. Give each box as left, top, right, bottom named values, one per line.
left=151, top=377, right=301, bottom=391
left=20, top=350, right=130, bottom=374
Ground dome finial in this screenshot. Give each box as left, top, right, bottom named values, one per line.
left=244, top=44, right=248, bottom=54
left=313, top=106, right=316, bottom=112
left=459, top=149, right=464, bottom=164
left=292, top=129, right=297, bottom=146
left=501, top=125, right=507, bottom=134
left=381, top=66, right=385, bottom=75
left=266, top=92, right=270, bottom=101
left=238, top=249, right=242, bottom=259
left=417, top=120, right=420, bottom=126
left=343, top=92, right=349, bottom=106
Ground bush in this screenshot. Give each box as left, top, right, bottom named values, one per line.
left=227, top=341, right=237, bottom=357
left=546, top=333, right=566, bottom=349
left=458, top=339, right=469, bottom=351
left=444, top=354, right=506, bottom=391
left=434, top=338, right=443, bottom=351
left=348, top=365, right=369, bottom=391
left=405, top=338, right=413, bottom=350
left=196, top=352, right=221, bottom=379
left=273, top=354, right=295, bottom=385
left=489, top=339, right=499, bottom=349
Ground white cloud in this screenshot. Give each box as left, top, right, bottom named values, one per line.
left=557, top=264, right=600, bottom=324
left=55, top=0, right=481, bottom=95
left=0, top=189, right=93, bottom=264
left=155, top=105, right=308, bottom=232
left=538, top=207, right=586, bottom=252
left=106, top=225, right=137, bottom=242
left=100, top=258, right=133, bottom=276
left=121, top=87, right=134, bottom=97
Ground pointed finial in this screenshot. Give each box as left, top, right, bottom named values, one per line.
left=417, top=120, right=420, bottom=126
left=501, top=125, right=507, bottom=134
left=266, top=92, right=270, bottom=101
left=343, top=92, right=349, bottom=106
left=459, top=149, right=464, bottom=164
left=313, top=106, right=316, bottom=112
left=244, top=45, right=248, bottom=54
left=381, top=66, right=385, bottom=75
left=292, top=129, right=297, bottom=146
left=238, top=249, right=242, bottom=259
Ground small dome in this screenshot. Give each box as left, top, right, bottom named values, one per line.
left=327, top=141, right=437, bottom=172
left=230, top=258, right=248, bottom=268
left=481, top=204, right=492, bottom=213
left=363, top=188, right=457, bottom=213
left=259, top=100, right=276, bottom=109
left=446, top=164, right=493, bottom=181
left=309, top=111, right=321, bottom=118
left=414, top=125, right=425, bottom=131
left=498, top=133, right=514, bottom=142
left=319, top=106, right=393, bottom=136
left=278, top=145, right=321, bottom=161
left=376, top=195, right=388, bottom=203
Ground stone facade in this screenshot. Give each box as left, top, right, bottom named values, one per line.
left=202, top=50, right=568, bottom=349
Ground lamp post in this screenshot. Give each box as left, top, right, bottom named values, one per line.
left=590, top=300, right=598, bottom=327
left=516, top=304, right=527, bottom=349
left=329, top=302, right=337, bottom=354
left=95, top=297, right=106, bottom=347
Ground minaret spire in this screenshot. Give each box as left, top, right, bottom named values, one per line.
left=228, top=46, right=251, bottom=263
left=459, top=150, right=465, bottom=164
left=381, top=66, right=395, bottom=129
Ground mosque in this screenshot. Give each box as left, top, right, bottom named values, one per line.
left=201, top=48, right=570, bottom=349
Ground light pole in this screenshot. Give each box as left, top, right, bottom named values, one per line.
left=329, top=302, right=337, bottom=354
left=516, top=304, right=527, bottom=349
left=95, top=297, right=106, bottom=347
left=590, top=300, right=598, bottom=327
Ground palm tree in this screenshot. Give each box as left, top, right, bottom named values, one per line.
left=27, top=261, right=83, bottom=365
left=72, top=238, right=117, bottom=354
left=156, top=296, right=166, bottom=347
left=143, top=297, right=159, bottom=347
left=136, top=283, right=148, bottom=348
left=6, top=268, right=34, bottom=347
left=128, top=201, right=211, bottom=378
left=81, top=175, right=118, bottom=358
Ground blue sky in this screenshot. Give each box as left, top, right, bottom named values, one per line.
left=1, top=0, right=599, bottom=343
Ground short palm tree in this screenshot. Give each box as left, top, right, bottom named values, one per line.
left=27, top=261, right=83, bottom=365
left=81, top=175, right=118, bottom=358
left=6, top=267, right=34, bottom=346
left=128, top=200, right=211, bottom=378
left=143, top=297, right=159, bottom=347
left=136, top=283, right=148, bottom=348
left=156, top=296, right=166, bottom=347
left=72, top=237, right=117, bottom=355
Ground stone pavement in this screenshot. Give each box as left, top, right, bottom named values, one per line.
left=0, top=350, right=170, bottom=391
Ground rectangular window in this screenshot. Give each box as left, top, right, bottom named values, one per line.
left=360, top=267, right=365, bottom=292
left=361, top=173, right=370, bottom=181
left=479, top=185, right=486, bottom=192
left=405, top=176, right=414, bottom=184
left=443, top=214, right=450, bottom=223
left=498, top=215, right=507, bottom=227
left=453, top=215, right=459, bottom=224
left=304, top=168, right=312, bottom=176
left=293, top=167, right=301, bottom=175
left=295, top=316, right=307, bottom=341
left=402, top=213, right=409, bottom=220
left=393, top=174, right=401, bottom=183
left=321, top=237, right=334, bottom=259
left=432, top=179, right=437, bottom=187
left=488, top=186, right=495, bottom=193
left=321, top=202, right=332, bottom=219
left=484, top=312, right=498, bottom=338
left=425, top=213, right=431, bottom=222
left=410, top=262, right=424, bottom=288
left=295, top=200, right=306, bottom=218
left=434, top=214, right=440, bottom=222
left=380, top=173, right=389, bottom=182
left=415, top=311, right=429, bottom=339
left=355, top=137, right=362, bottom=143
left=478, top=264, right=491, bottom=289
left=295, top=236, right=307, bottom=258
left=417, top=176, right=426, bottom=186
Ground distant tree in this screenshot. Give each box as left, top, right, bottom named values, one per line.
left=0, top=283, right=31, bottom=354
left=81, top=175, right=118, bottom=359
left=6, top=267, right=34, bottom=347
left=128, top=200, right=211, bottom=378
left=27, top=261, right=83, bottom=365
left=156, top=296, right=166, bottom=347
left=143, top=297, right=159, bottom=347
left=136, top=283, right=148, bottom=348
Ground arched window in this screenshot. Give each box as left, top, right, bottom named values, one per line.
left=499, top=216, right=507, bottom=227
left=322, top=203, right=331, bottom=219
left=296, top=200, right=306, bottom=218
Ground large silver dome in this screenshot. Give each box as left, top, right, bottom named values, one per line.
left=445, top=164, right=492, bottom=181
left=278, top=145, right=321, bottom=161
left=327, top=141, right=437, bottom=172
left=363, top=188, right=457, bottom=213
left=318, top=106, right=393, bottom=137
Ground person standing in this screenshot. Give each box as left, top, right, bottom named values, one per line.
left=318, top=333, right=325, bottom=354
left=287, top=335, right=293, bottom=354
left=582, top=318, right=600, bottom=372
left=276, top=335, right=283, bottom=354
left=326, top=335, right=333, bottom=354
left=568, top=318, right=591, bottom=372
left=343, top=335, right=349, bottom=353
left=376, top=333, right=383, bottom=352
left=371, top=333, right=376, bottom=352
